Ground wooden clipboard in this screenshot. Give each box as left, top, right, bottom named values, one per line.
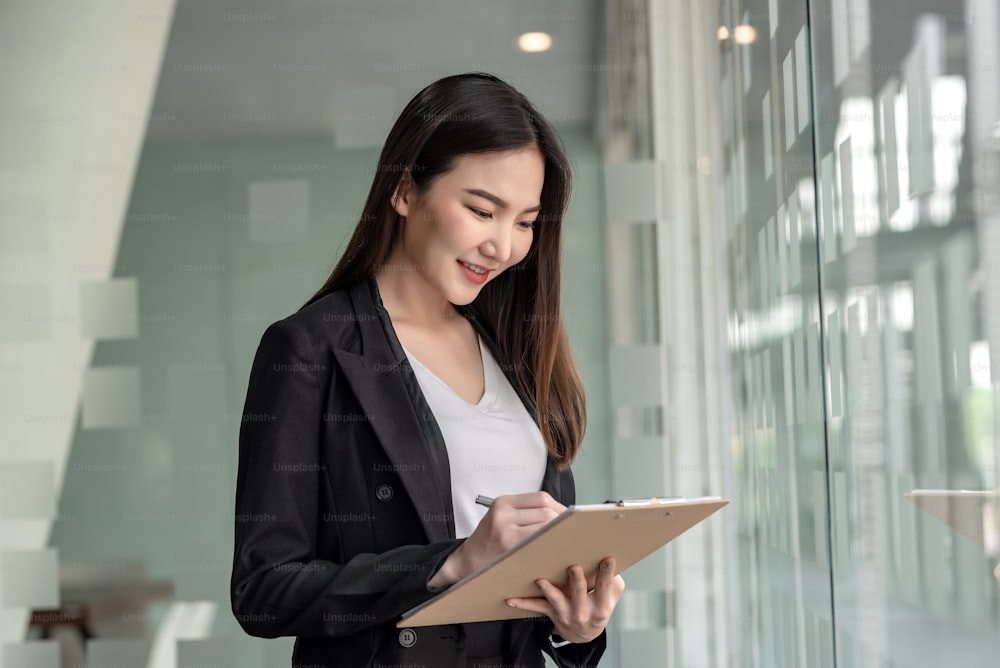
left=397, top=496, right=729, bottom=627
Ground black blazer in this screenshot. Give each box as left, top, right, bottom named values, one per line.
left=231, top=276, right=606, bottom=667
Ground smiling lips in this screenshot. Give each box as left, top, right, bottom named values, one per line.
left=458, top=259, right=492, bottom=284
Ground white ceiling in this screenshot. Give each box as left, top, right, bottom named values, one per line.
left=148, top=0, right=600, bottom=141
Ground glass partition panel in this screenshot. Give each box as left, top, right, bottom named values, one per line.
left=809, top=0, right=1000, bottom=665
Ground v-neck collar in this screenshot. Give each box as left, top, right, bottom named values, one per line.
left=401, top=334, right=499, bottom=411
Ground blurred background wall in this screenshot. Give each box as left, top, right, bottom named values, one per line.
left=1, top=1, right=999, bottom=667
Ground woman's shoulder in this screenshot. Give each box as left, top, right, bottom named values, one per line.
left=260, top=281, right=368, bottom=354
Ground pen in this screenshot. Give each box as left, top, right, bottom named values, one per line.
left=475, top=495, right=494, bottom=508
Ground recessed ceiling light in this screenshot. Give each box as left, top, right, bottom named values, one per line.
left=717, top=26, right=730, bottom=41
left=518, top=32, right=552, bottom=52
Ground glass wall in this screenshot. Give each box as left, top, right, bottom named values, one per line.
left=812, top=0, right=1000, bottom=664
left=687, top=0, right=1000, bottom=665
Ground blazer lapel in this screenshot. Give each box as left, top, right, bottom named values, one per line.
left=330, top=279, right=455, bottom=543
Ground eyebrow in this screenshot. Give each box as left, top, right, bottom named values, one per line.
left=464, top=188, right=541, bottom=214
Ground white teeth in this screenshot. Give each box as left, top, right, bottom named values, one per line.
left=462, top=261, right=485, bottom=275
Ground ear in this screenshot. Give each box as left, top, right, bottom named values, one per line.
left=390, top=171, right=414, bottom=218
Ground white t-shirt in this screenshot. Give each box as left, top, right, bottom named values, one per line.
left=401, top=334, right=548, bottom=539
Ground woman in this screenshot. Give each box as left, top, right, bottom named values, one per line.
left=231, top=72, right=624, bottom=667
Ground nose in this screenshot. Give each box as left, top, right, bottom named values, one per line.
left=481, top=222, right=513, bottom=265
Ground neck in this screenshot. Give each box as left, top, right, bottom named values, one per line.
left=373, top=262, right=461, bottom=329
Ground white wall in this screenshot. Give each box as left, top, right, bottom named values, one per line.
left=0, top=1, right=175, bottom=663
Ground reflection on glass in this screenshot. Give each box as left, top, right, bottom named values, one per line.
left=711, top=0, right=1000, bottom=665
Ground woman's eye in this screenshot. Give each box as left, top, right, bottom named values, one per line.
left=468, top=207, right=491, bottom=219
left=519, top=221, right=536, bottom=230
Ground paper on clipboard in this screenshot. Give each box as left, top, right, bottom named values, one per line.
left=397, top=496, right=729, bottom=628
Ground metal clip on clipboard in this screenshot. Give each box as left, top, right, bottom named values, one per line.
left=605, top=496, right=685, bottom=507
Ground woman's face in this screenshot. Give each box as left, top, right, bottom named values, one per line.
left=391, top=148, right=545, bottom=307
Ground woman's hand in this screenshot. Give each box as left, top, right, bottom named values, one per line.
left=505, top=558, right=625, bottom=644
left=429, top=491, right=566, bottom=588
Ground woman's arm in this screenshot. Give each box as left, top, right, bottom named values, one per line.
left=231, top=320, right=462, bottom=638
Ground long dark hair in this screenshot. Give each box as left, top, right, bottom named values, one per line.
left=302, top=72, right=585, bottom=468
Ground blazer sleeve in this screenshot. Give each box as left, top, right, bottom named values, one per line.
left=537, top=622, right=608, bottom=668
left=231, top=319, right=463, bottom=638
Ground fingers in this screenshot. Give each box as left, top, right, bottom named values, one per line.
left=494, top=491, right=566, bottom=514
left=533, top=577, right=571, bottom=620
left=507, top=507, right=562, bottom=527
left=505, top=576, right=571, bottom=617
left=569, top=564, right=589, bottom=600
left=481, top=492, right=564, bottom=532
left=462, top=493, right=570, bottom=580
left=504, top=595, right=555, bottom=618
left=506, top=564, right=625, bottom=644
left=594, top=557, right=617, bottom=589
left=591, top=558, right=625, bottom=606
left=527, top=570, right=600, bottom=643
